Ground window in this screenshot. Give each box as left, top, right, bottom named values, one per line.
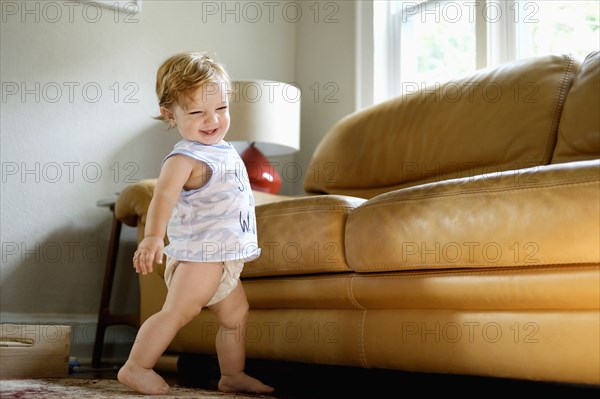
left=367, top=0, right=600, bottom=105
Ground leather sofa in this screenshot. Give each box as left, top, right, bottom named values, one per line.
left=115, top=51, right=600, bottom=386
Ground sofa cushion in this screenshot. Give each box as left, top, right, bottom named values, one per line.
left=346, top=160, right=600, bottom=272
left=553, top=51, right=600, bottom=163
left=241, top=195, right=365, bottom=278
left=304, top=54, right=580, bottom=199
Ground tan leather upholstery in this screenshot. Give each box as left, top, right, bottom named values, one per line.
left=304, top=54, right=580, bottom=198
left=245, top=195, right=365, bottom=277
left=346, top=160, right=600, bottom=272
left=115, top=179, right=156, bottom=241
left=115, top=52, right=600, bottom=386
left=554, top=51, right=600, bottom=163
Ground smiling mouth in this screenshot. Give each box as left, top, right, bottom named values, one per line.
left=201, top=129, right=218, bottom=136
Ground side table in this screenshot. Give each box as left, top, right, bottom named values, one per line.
left=93, top=195, right=139, bottom=368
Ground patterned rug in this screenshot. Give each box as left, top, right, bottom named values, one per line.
left=0, top=378, right=277, bottom=398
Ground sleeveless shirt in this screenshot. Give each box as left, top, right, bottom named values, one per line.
left=163, top=139, right=261, bottom=263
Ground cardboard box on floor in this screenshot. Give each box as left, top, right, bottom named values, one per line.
left=0, top=324, right=70, bottom=379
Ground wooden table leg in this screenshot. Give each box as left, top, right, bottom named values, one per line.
left=92, top=206, right=138, bottom=368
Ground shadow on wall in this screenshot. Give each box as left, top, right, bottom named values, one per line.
left=0, top=222, right=140, bottom=362
left=0, top=121, right=179, bottom=319
left=0, top=223, right=118, bottom=315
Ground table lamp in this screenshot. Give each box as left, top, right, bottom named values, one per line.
left=227, top=80, right=301, bottom=194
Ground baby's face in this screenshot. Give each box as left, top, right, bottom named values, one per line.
left=170, top=81, right=230, bottom=145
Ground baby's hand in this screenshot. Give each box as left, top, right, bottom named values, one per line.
left=133, top=236, right=164, bottom=275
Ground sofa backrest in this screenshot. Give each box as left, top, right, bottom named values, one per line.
left=552, top=51, right=600, bottom=164
left=304, top=53, right=584, bottom=199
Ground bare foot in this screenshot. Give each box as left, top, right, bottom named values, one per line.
left=117, top=361, right=170, bottom=395
left=218, top=372, right=274, bottom=395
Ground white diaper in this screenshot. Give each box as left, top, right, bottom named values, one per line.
left=164, top=257, right=244, bottom=307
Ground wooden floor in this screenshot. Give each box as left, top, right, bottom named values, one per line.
left=74, top=355, right=599, bottom=399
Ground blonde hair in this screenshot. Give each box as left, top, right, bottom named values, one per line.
left=154, top=52, right=231, bottom=122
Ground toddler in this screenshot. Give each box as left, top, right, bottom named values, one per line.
left=117, top=52, right=274, bottom=396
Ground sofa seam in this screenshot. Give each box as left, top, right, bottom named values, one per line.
left=348, top=277, right=366, bottom=310
left=359, top=309, right=368, bottom=368
left=258, top=206, right=357, bottom=216
left=351, top=264, right=600, bottom=276
left=244, top=268, right=353, bottom=278
left=354, top=178, right=599, bottom=210
left=359, top=259, right=598, bottom=273
left=244, top=264, right=599, bottom=282
left=245, top=266, right=352, bottom=275
left=544, top=53, right=576, bottom=164
left=356, top=259, right=600, bottom=271
left=242, top=274, right=355, bottom=283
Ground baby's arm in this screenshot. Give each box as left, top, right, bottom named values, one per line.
left=133, top=155, right=209, bottom=275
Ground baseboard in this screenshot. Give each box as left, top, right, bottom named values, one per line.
left=0, top=312, right=137, bottom=365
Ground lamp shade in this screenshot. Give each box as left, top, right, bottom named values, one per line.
left=227, top=80, right=301, bottom=156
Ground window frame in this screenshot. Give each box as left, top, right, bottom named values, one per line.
left=360, top=0, right=596, bottom=107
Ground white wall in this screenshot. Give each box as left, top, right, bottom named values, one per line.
left=0, top=0, right=357, bottom=362
left=295, top=1, right=356, bottom=182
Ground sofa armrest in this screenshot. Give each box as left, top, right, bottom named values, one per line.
left=114, top=179, right=157, bottom=244
left=115, top=179, right=156, bottom=227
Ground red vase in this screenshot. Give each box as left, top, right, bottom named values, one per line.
left=240, top=144, right=282, bottom=194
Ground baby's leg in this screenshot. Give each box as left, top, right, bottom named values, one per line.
left=118, top=261, right=223, bottom=395
left=209, top=283, right=275, bottom=394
